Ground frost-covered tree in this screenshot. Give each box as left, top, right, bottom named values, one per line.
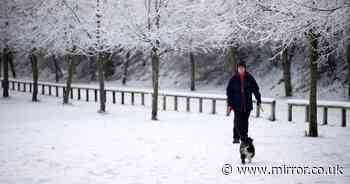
left=169, top=0, right=237, bottom=91
left=3, top=0, right=348, bottom=125
left=8, top=0, right=85, bottom=102
left=232, top=0, right=350, bottom=136
left=8, top=0, right=112, bottom=107
left=0, top=0, right=16, bottom=98
left=119, top=0, right=240, bottom=119
left=118, top=0, right=177, bottom=120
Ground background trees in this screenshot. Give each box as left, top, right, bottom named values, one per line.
left=232, top=0, right=349, bottom=137
left=1, top=0, right=349, bottom=126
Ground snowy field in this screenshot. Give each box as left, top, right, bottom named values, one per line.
left=1, top=91, right=350, bottom=184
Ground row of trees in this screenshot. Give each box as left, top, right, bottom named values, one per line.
left=1, top=0, right=349, bottom=137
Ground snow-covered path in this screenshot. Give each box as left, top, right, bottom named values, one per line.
left=0, top=91, right=349, bottom=184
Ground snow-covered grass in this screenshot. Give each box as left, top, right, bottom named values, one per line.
left=0, top=91, right=350, bottom=184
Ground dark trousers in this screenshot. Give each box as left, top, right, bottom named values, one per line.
left=233, top=110, right=251, bottom=140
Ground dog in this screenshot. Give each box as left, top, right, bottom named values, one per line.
left=239, top=137, right=255, bottom=164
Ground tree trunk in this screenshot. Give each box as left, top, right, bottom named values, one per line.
left=103, top=53, right=114, bottom=79
left=190, top=51, right=196, bottom=91
left=63, top=55, right=75, bottom=104
left=151, top=47, right=160, bottom=120
left=2, top=48, right=9, bottom=97
left=30, top=50, right=39, bottom=102
left=347, top=44, right=350, bottom=98
left=308, top=30, right=318, bottom=137
left=98, top=53, right=106, bottom=112
left=89, top=56, right=97, bottom=81
left=53, top=55, right=63, bottom=83
left=150, top=0, right=161, bottom=120
left=228, top=46, right=237, bottom=75
left=8, top=51, right=16, bottom=78
left=143, top=58, right=147, bottom=66
left=122, top=51, right=130, bottom=85
left=0, top=52, right=2, bottom=78
left=282, top=47, right=292, bottom=97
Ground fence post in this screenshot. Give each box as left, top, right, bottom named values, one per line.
left=342, top=108, right=346, bottom=127
left=174, top=96, right=178, bottom=111
left=288, top=104, right=292, bottom=122
left=323, top=107, right=328, bottom=125
left=199, top=98, right=203, bottom=113
left=163, top=96, right=166, bottom=110
left=70, top=88, right=73, bottom=99
left=212, top=99, right=216, bottom=114
left=30, top=83, right=32, bottom=92
left=55, top=86, right=58, bottom=97
left=141, top=93, right=145, bottom=106
left=131, top=92, right=135, bottom=105
left=104, top=90, right=107, bottom=103
left=23, top=83, right=26, bottom=92
left=269, top=100, right=276, bottom=121
left=305, top=105, right=309, bottom=122
left=186, top=97, right=190, bottom=112
left=62, top=87, right=66, bottom=98
left=48, top=86, right=52, bottom=96
left=12, top=81, right=15, bottom=90
left=112, top=91, right=116, bottom=104
left=17, top=82, right=20, bottom=91
left=41, top=84, right=45, bottom=95
left=77, top=88, right=81, bottom=100
left=94, top=89, right=98, bottom=102
left=121, top=92, right=125, bottom=105
left=86, top=89, right=89, bottom=102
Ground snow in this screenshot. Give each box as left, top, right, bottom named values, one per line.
left=1, top=90, right=350, bottom=184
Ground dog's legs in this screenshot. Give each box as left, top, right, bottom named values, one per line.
left=241, top=154, right=246, bottom=164
left=247, top=156, right=252, bottom=163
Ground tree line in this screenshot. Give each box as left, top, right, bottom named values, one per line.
left=1, top=0, right=349, bottom=137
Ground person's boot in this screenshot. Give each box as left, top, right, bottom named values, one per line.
left=232, top=138, right=240, bottom=144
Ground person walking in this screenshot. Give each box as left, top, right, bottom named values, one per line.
left=226, top=61, right=262, bottom=144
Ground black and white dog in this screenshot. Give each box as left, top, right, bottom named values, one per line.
left=239, top=137, right=255, bottom=164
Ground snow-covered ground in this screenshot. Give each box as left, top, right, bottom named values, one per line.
left=0, top=90, right=350, bottom=184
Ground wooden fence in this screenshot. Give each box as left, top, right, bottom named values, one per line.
left=4, top=79, right=276, bottom=121
left=287, top=99, right=349, bottom=127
